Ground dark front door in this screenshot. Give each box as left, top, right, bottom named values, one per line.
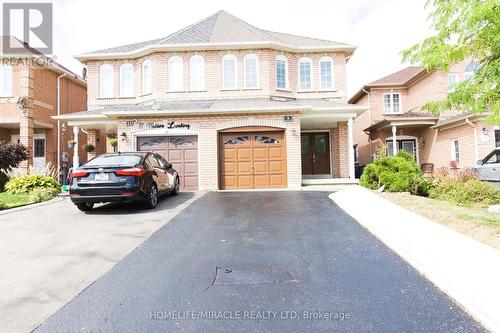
left=301, top=132, right=330, bottom=175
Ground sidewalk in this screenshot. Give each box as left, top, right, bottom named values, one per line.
left=330, top=188, right=500, bottom=333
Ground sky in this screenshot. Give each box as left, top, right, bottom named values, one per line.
left=8, top=0, right=433, bottom=98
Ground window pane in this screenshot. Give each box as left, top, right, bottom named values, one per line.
left=100, top=65, right=113, bottom=97
left=85, top=155, right=142, bottom=167
left=120, top=64, right=134, bottom=97
left=384, top=94, right=392, bottom=113
left=142, top=61, right=152, bottom=94
left=495, top=130, right=500, bottom=147
left=224, top=136, right=248, bottom=145
left=392, top=94, right=400, bottom=113
left=448, top=74, right=458, bottom=92
left=190, top=56, right=205, bottom=91
left=320, top=60, right=332, bottom=89
left=276, top=59, right=287, bottom=89
left=386, top=141, right=395, bottom=155
left=301, top=136, right=309, bottom=153
left=223, top=56, right=236, bottom=89
left=1, top=64, right=12, bottom=96
left=168, top=56, right=183, bottom=91
left=299, top=60, right=311, bottom=90
left=244, top=55, right=258, bottom=88
left=314, top=135, right=327, bottom=153
left=255, top=135, right=279, bottom=144
left=34, top=139, right=45, bottom=157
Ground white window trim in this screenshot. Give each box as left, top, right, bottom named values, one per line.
left=319, top=56, right=334, bottom=90
left=119, top=63, right=134, bottom=97
left=448, top=73, right=459, bottom=92
left=189, top=55, right=205, bottom=91
left=0, top=64, right=13, bottom=97
left=275, top=55, right=289, bottom=90
left=450, top=139, right=460, bottom=163
left=168, top=56, right=184, bottom=92
left=99, top=64, right=114, bottom=98
left=383, top=93, right=402, bottom=114
left=221, top=54, right=237, bottom=90
left=141, top=60, right=152, bottom=95
left=298, top=57, right=313, bottom=91
left=243, top=54, right=259, bottom=89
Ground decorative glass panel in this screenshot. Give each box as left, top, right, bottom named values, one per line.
left=34, top=139, right=45, bottom=157
left=495, top=130, right=500, bottom=148
left=314, top=135, right=327, bottom=153
left=301, top=136, right=309, bottom=153
left=224, top=136, right=248, bottom=145
left=170, top=137, right=194, bottom=147
left=139, top=137, right=165, bottom=147
left=255, top=135, right=279, bottom=144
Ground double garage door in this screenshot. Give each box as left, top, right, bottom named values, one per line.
left=219, top=130, right=286, bottom=189
left=137, top=136, right=198, bottom=191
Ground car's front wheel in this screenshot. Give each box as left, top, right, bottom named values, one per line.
left=171, top=177, right=180, bottom=196
left=76, top=202, right=94, bottom=212
left=145, top=183, right=158, bottom=209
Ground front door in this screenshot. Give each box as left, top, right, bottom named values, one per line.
left=301, top=132, right=330, bottom=175
left=33, top=134, right=46, bottom=170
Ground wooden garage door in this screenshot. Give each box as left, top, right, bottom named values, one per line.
left=220, top=131, right=286, bottom=189
left=137, top=136, right=198, bottom=191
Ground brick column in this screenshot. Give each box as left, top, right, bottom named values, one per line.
left=19, top=115, right=34, bottom=170
left=333, top=121, right=349, bottom=179
left=86, top=129, right=100, bottom=160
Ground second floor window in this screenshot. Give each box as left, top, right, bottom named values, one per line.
left=451, top=139, right=460, bottom=163
left=276, top=55, right=288, bottom=89
left=0, top=64, right=12, bottom=96
left=119, top=64, right=134, bottom=97
left=319, top=57, right=333, bottom=90
left=168, top=56, right=183, bottom=91
left=99, top=64, right=114, bottom=97
left=222, top=54, right=237, bottom=89
left=383, top=93, right=401, bottom=114
left=142, top=60, right=152, bottom=94
left=244, top=54, right=258, bottom=88
left=298, top=57, right=312, bottom=90
left=189, top=55, right=205, bottom=91
left=448, top=73, right=459, bottom=92
left=464, top=62, right=480, bottom=81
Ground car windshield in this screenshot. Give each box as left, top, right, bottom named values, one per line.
left=83, top=155, right=142, bottom=167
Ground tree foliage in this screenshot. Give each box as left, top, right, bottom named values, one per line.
left=402, top=0, right=500, bottom=124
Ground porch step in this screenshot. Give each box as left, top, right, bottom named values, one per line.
left=301, top=178, right=359, bottom=186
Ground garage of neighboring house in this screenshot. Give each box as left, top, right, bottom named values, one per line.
left=219, top=127, right=287, bottom=190
left=137, top=136, right=198, bottom=191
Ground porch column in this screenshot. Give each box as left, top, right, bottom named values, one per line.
left=392, top=125, right=397, bottom=156
left=73, top=126, right=79, bottom=170
left=347, top=117, right=355, bottom=179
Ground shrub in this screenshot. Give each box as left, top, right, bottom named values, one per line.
left=28, top=187, right=60, bottom=203
left=360, top=151, right=427, bottom=194
left=0, top=141, right=28, bottom=191
left=5, top=174, right=61, bottom=195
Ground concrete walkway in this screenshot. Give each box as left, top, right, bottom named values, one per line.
left=330, top=188, right=500, bottom=333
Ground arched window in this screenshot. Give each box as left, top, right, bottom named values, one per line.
left=222, top=54, right=237, bottom=89
left=244, top=54, right=259, bottom=89
left=275, top=55, right=288, bottom=89
left=0, top=64, right=12, bottom=96
left=464, top=62, right=480, bottom=80
left=319, top=56, right=333, bottom=90
left=189, top=55, right=205, bottom=91
left=142, top=60, right=152, bottom=94
left=298, top=57, right=312, bottom=90
left=168, top=56, right=183, bottom=91
left=119, top=63, right=134, bottom=97
left=99, top=64, right=114, bottom=97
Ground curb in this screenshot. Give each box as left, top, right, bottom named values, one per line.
left=330, top=188, right=500, bottom=333
left=0, top=196, right=65, bottom=216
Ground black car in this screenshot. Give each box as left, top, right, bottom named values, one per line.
left=69, top=152, right=180, bottom=211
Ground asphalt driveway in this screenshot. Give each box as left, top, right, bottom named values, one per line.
left=35, top=191, right=483, bottom=332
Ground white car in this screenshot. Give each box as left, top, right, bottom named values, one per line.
left=476, top=148, right=500, bottom=188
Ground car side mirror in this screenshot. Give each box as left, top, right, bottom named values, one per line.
left=477, top=159, right=484, bottom=165
left=165, top=162, right=172, bottom=169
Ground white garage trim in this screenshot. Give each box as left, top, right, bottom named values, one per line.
left=217, top=118, right=287, bottom=131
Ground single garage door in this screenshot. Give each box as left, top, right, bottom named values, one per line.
left=137, top=136, right=198, bottom=191
left=219, top=130, right=286, bottom=189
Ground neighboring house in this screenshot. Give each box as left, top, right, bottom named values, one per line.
left=56, top=10, right=365, bottom=191
left=0, top=36, right=90, bottom=178
left=350, top=60, right=498, bottom=170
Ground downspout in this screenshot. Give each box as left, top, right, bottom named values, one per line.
left=362, top=88, right=373, bottom=159
left=465, top=118, right=479, bottom=162
left=56, top=73, right=66, bottom=181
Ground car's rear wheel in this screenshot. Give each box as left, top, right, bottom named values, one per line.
left=145, top=183, right=158, bottom=209
left=76, top=202, right=94, bottom=212
left=171, top=177, right=180, bottom=195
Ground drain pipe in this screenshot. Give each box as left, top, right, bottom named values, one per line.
left=57, top=73, right=66, bottom=181
left=465, top=118, right=479, bottom=162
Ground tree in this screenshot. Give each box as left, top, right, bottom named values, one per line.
left=402, top=0, right=500, bottom=125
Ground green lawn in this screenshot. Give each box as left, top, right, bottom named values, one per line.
left=0, top=192, right=38, bottom=210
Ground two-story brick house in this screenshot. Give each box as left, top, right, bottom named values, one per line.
left=350, top=60, right=498, bottom=170
left=56, top=11, right=365, bottom=191
left=0, top=36, right=89, bottom=178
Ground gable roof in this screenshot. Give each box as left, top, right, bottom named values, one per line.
left=349, top=66, right=429, bottom=104
left=76, top=10, right=356, bottom=60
